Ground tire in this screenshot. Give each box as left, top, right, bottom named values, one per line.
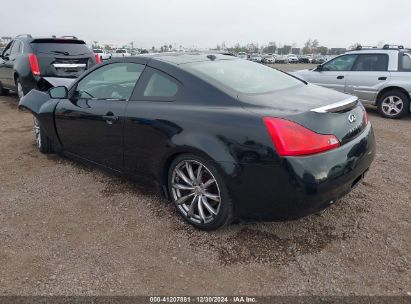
left=0, top=82, right=9, bottom=96
left=167, top=154, right=233, bottom=230
left=33, top=117, right=54, bottom=154
left=377, top=90, right=410, bottom=119
left=15, top=78, right=25, bottom=101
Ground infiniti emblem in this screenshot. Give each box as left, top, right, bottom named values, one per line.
left=348, top=113, right=356, bottom=123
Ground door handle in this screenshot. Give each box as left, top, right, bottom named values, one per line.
left=378, top=77, right=387, bottom=81
left=102, top=113, right=119, bottom=125
left=337, top=75, right=344, bottom=79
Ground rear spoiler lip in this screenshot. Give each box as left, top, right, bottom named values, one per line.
left=311, top=96, right=358, bottom=113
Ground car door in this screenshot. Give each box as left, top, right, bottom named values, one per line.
left=344, top=53, right=390, bottom=102
left=303, top=54, right=358, bottom=92
left=123, top=66, right=181, bottom=178
left=0, top=41, right=15, bottom=88
left=54, top=62, right=145, bottom=171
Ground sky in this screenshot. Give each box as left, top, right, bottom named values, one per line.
left=1, top=0, right=410, bottom=49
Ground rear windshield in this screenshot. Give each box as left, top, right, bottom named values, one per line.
left=31, top=39, right=91, bottom=55
left=93, top=49, right=103, bottom=53
left=116, top=50, right=126, bottom=53
left=184, top=59, right=303, bottom=94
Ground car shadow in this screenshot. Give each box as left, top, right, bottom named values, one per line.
left=171, top=194, right=367, bottom=266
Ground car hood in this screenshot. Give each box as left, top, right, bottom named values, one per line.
left=289, top=69, right=313, bottom=79
left=238, top=83, right=353, bottom=116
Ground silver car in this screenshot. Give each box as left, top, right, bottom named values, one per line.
left=293, top=46, right=411, bottom=119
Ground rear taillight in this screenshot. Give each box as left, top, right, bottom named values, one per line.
left=95, top=54, right=102, bottom=64
left=28, top=53, right=40, bottom=76
left=263, top=117, right=340, bottom=156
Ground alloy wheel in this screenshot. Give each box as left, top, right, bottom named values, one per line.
left=171, top=160, right=221, bottom=224
left=33, top=117, right=42, bottom=149
left=381, top=96, right=404, bottom=116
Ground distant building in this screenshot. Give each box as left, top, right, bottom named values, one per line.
left=329, top=48, right=347, bottom=55
left=292, top=48, right=301, bottom=55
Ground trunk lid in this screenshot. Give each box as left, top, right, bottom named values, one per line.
left=239, top=84, right=368, bottom=145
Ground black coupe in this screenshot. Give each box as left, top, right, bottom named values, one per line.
left=19, top=54, right=375, bottom=230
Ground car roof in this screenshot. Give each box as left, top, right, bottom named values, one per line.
left=13, top=36, right=86, bottom=44
left=139, top=53, right=237, bottom=65
left=347, top=49, right=402, bottom=55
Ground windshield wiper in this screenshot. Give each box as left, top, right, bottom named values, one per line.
left=50, top=50, right=70, bottom=56
left=78, top=90, right=94, bottom=98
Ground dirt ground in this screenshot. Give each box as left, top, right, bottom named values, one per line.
left=0, top=81, right=410, bottom=295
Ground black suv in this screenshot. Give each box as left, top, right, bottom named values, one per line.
left=0, top=35, right=99, bottom=100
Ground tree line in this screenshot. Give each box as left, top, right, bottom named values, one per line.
left=222, top=39, right=347, bottom=55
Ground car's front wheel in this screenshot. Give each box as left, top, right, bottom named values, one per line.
left=377, top=90, right=410, bottom=119
left=33, top=117, right=54, bottom=154
left=168, top=154, right=233, bottom=230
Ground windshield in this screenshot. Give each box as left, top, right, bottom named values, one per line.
left=184, top=59, right=303, bottom=94
left=93, top=49, right=103, bottom=53
left=116, top=50, right=126, bottom=53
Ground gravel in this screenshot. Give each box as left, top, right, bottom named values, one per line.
left=0, top=84, right=410, bottom=296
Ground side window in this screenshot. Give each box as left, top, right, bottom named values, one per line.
left=352, top=54, right=388, bottom=71
left=400, top=53, right=411, bottom=71
left=10, top=41, right=22, bottom=55
left=322, top=54, right=358, bottom=71
left=143, top=70, right=179, bottom=98
left=74, top=63, right=144, bottom=100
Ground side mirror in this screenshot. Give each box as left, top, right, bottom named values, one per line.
left=49, top=86, right=68, bottom=99
left=315, top=64, right=323, bottom=71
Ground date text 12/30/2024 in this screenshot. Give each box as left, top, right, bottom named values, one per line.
left=149, top=296, right=257, bottom=303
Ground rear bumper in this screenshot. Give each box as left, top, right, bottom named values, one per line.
left=221, top=123, right=376, bottom=220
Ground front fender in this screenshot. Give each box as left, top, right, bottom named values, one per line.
left=18, top=90, right=61, bottom=148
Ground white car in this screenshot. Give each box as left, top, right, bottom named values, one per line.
left=112, top=49, right=131, bottom=57
left=250, top=54, right=263, bottom=63
left=275, top=55, right=288, bottom=63
left=237, top=52, right=248, bottom=59
left=93, top=49, right=111, bottom=61
left=291, top=46, right=411, bottom=119
left=262, top=54, right=275, bottom=63
left=287, top=54, right=299, bottom=63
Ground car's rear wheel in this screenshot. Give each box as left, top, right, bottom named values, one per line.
left=168, top=154, right=233, bottom=230
left=33, top=117, right=54, bottom=154
left=0, top=82, right=9, bottom=96
left=377, top=90, right=410, bottom=119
